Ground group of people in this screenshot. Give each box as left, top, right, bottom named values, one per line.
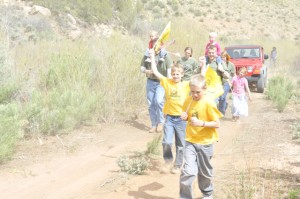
left=140, top=31, right=252, bottom=199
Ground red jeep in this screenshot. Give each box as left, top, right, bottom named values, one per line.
left=224, top=45, right=269, bottom=93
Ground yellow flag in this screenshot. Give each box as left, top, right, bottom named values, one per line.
left=205, top=66, right=224, bottom=101
left=154, top=22, right=171, bottom=53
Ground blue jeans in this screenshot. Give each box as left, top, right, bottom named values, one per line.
left=146, top=79, right=165, bottom=128
left=145, top=48, right=167, bottom=58
left=162, top=115, right=186, bottom=167
left=218, top=82, right=230, bottom=115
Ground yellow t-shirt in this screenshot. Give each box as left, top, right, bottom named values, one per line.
left=160, top=77, right=190, bottom=116
left=182, top=96, right=223, bottom=145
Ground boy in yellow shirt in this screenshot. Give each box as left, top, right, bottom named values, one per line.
left=150, top=49, right=190, bottom=174
left=179, top=74, right=222, bottom=199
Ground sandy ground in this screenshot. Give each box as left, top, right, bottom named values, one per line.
left=0, top=92, right=299, bottom=199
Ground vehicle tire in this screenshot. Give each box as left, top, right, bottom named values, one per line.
left=257, top=76, right=264, bottom=93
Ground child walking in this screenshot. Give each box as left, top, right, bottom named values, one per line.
left=231, top=67, right=252, bottom=122
left=179, top=74, right=222, bottom=199
left=150, top=49, right=190, bottom=174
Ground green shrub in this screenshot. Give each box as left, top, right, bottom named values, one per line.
left=0, top=35, right=22, bottom=162
left=291, top=122, right=300, bottom=140
left=290, top=55, right=300, bottom=74
left=23, top=89, right=100, bottom=135
left=266, top=76, right=294, bottom=112
left=117, top=135, right=161, bottom=175
left=0, top=103, right=21, bottom=162
left=76, top=0, right=113, bottom=23
left=23, top=51, right=102, bottom=135
left=112, top=0, right=138, bottom=28
left=32, top=0, right=113, bottom=23
left=152, top=6, right=161, bottom=15
left=15, top=32, right=145, bottom=135
left=117, top=154, right=150, bottom=175
left=12, top=31, right=145, bottom=126
left=145, top=134, right=162, bottom=157
left=194, top=10, right=202, bottom=17
left=0, top=83, right=18, bottom=103
left=288, top=189, right=300, bottom=199
left=188, top=7, right=194, bottom=13
left=170, top=1, right=179, bottom=11
left=0, top=38, right=13, bottom=82
left=32, top=0, right=141, bottom=27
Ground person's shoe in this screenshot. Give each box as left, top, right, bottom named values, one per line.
left=145, top=58, right=151, bottom=63
left=149, top=127, right=156, bottom=133
left=156, top=123, right=164, bottom=133
left=203, top=194, right=213, bottom=199
left=160, top=162, right=172, bottom=174
left=232, top=116, right=237, bottom=122
left=159, top=57, right=165, bottom=62
left=170, top=166, right=181, bottom=174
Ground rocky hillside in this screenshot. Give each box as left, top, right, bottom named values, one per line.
left=0, top=0, right=119, bottom=43
left=1, top=0, right=300, bottom=44
left=140, top=0, right=300, bottom=41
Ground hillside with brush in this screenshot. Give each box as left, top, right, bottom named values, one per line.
left=0, top=1, right=299, bottom=198
left=1, top=0, right=300, bottom=42
left=0, top=0, right=299, bottom=162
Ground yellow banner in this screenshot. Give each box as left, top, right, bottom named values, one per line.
left=205, top=66, right=224, bottom=100
left=154, top=22, right=171, bottom=53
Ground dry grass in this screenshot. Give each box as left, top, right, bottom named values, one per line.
left=214, top=93, right=300, bottom=198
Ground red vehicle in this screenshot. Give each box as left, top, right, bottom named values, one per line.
left=225, top=45, right=269, bottom=93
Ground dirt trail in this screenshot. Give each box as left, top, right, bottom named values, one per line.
left=0, top=92, right=299, bottom=199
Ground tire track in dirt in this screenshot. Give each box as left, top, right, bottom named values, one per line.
left=0, top=92, right=298, bottom=199
left=0, top=124, right=154, bottom=199
left=98, top=93, right=266, bottom=199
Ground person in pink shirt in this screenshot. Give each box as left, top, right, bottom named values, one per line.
left=204, top=32, right=222, bottom=66
left=205, top=32, right=221, bottom=56
left=231, top=67, right=252, bottom=122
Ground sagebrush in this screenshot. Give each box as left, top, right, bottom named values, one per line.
left=266, top=76, right=294, bottom=112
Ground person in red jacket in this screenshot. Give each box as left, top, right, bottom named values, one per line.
left=144, top=30, right=166, bottom=63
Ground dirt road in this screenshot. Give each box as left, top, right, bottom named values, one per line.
left=0, top=93, right=299, bottom=199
